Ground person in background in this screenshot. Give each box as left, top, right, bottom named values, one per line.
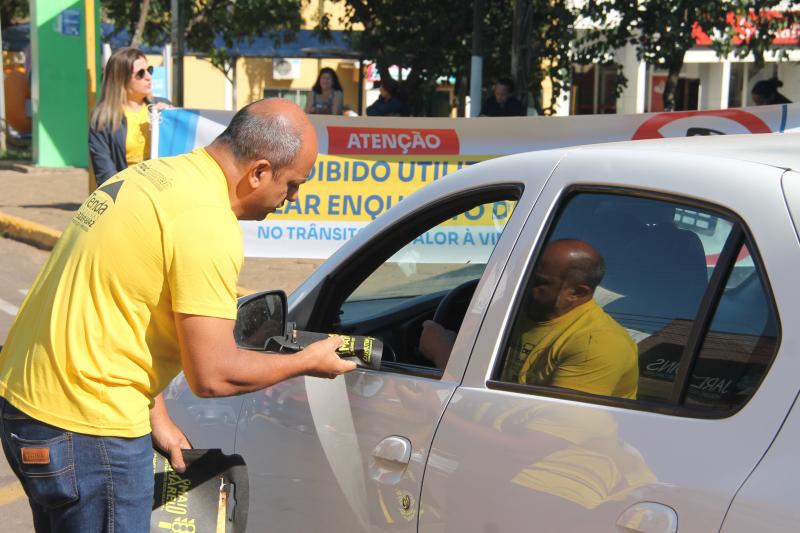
left=751, top=77, right=792, bottom=105
left=89, top=47, right=171, bottom=186
left=366, top=78, right=410, bottom=117
left=480, top=77, right=526, bottom=117
left=306, top=67, right=344, bottom=115
left=342, top=105, right=359, bottom=117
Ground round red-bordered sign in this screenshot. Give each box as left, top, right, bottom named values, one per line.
left=632, top=109, right=772, bottom=140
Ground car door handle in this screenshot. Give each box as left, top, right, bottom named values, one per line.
left=368, top=436, right=412, bottom=484
left=615, top=502, right=678, bottom=533
left=371, top=436, right=412, bottom=465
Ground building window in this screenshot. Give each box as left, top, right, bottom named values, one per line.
left=570, top=64, right=618, bottom=115
left=263, top=89, right=311, bottom=109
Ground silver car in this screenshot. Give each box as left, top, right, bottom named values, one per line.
left=166, top=132, right=800, bottom=533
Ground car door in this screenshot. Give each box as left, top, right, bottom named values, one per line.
left=233, top=152, right=564, bottom=532
left=419, top=146, right=800, bottom=533
left=717, top=170, right=800, bottom=531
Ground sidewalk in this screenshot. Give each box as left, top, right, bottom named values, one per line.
left=0, top=163, right=323, bottom=293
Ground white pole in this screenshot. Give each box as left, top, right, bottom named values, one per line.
left=469, top=0, right=483, bottom=117
left=469, top=55, right=483, bottom=117
left=720, top=60, right=731, bottom=109
left=636, top=60, right=646, bottom=114
left=102, top=42, right=112, bottom=68
left=163, top=43, right=172, bottom=102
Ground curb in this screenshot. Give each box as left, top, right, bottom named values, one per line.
left=0, top=210, right=253, bottom=297
left=0, top=162, right=87, bottom=175
left=0, top=211, right=61, bottom=250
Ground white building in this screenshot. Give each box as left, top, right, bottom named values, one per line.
left=559, top=12, right=800, bottom=115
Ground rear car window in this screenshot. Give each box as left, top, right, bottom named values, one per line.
left=493, top=192, right=779, bottom=416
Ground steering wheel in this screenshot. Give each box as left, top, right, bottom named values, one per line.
left=432, top=278, right=480, bottom=332
left=379, top=339, right=397, bottom=364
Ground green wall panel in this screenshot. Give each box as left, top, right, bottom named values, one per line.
left=31, top=0, right=99, bottom=168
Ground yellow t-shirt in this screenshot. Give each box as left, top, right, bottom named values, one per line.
left=124, top=105, right=150, bottom=166
left=501, top=299, right=639, bottom=399
left=0, top=148, right=243, bottom=437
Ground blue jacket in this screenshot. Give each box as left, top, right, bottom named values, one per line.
left=88, top=117, right=128, bottom=186
left=88, top=98, right=170, bottom=186
left=366, top=96, right=409, bottom=117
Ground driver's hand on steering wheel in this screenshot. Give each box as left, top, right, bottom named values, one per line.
left=419, top=320, right=457, bottom=370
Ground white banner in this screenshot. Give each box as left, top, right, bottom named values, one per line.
left=154, top=104, right=800, bottom=259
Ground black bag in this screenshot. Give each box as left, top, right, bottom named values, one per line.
left=151, top=449, right=249, bottom=533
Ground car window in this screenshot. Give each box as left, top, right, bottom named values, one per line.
left=342, top=199, right=517, bottom=321
left=494, top=192, right=779, bottom=416
left=335, top=197, right=518, bottom=374
left=684, top=243, right=778, bottom=410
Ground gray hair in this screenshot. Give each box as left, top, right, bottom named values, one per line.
left=215, top=101, right=303, bottom=172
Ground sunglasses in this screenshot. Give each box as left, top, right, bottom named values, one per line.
left=134, top=66, right=154, bottom=80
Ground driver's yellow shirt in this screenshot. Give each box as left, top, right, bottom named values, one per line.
left=502, top=299, right=638, bottom=399
left=0, top=148, right=242, bottom=437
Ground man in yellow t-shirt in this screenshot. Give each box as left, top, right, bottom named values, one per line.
left=500, top=239, right=638, bottom=399
left=421, top=239, right=637, bottom=399
left=0, top=99, right=356, bottom=532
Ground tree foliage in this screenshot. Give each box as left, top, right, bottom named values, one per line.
left=327, top=0, right=579, bottom=115
left=0, top=0, right=28, bottom=27
left=323, top=0, right=473, bottom=115
left=101, top=0, right=304, bottom=79
left=511, top=0, right=577, bottom=114
left=576, top=0, right=800, bottom=111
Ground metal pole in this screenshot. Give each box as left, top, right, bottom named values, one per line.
left=231, top=57, right=238, bottom=110
left=163, top=43, right=172, bottom=102
left=0, top=15, right=7, bottom=153
left=85, top=0, right=99, bottom=191
left=469, top=0, right=483, bottom=117
left=357, top=59, right=364, bottom=115
left=84, top=0, right=98, bottom=111
left=170, top=0, right=184, bottom=106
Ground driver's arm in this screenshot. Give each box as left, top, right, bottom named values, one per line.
left=419, top=320, right=457, bottom=369
left=175, top=313, right=357, bottom=397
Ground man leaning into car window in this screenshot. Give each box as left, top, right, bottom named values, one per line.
left=0, top=99, right=356, bottom=533
left=421, top=239, right=638, bottom=399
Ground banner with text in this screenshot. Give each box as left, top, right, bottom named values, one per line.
left=153, top=104, right=800, bottom=258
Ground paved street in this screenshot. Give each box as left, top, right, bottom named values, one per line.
left=0, top=237, right=50, bottom=343
left=0, top=237, right=48, bottom=531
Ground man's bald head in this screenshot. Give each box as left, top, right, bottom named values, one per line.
left=527, top=239, right=605, bottom=321
left=542, top=239, right=605, bottom=291
left=210, top=98, right=319, bottom=221
left=215, top=98, right=317, bottom=171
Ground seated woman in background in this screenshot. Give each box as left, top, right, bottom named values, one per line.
left=306, top=67, right=344, bottom=115
left=751, top=77, right=792, bottom=106
left=88, top=47, right=170, bottom=186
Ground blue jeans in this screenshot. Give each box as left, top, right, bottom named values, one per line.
left=0, top=397, right=153, bottom=532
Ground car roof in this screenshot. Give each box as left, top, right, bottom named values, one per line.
left=577, top=132, right=800, bottom=172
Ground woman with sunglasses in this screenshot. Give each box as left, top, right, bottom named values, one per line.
left=89, top=47, right=171, bottom=186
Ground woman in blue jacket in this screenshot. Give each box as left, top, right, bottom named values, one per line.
left=88, top=47, right=169, bottom=186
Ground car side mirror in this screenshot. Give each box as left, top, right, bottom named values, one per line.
left=234, top=290, right=288, bottom=351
